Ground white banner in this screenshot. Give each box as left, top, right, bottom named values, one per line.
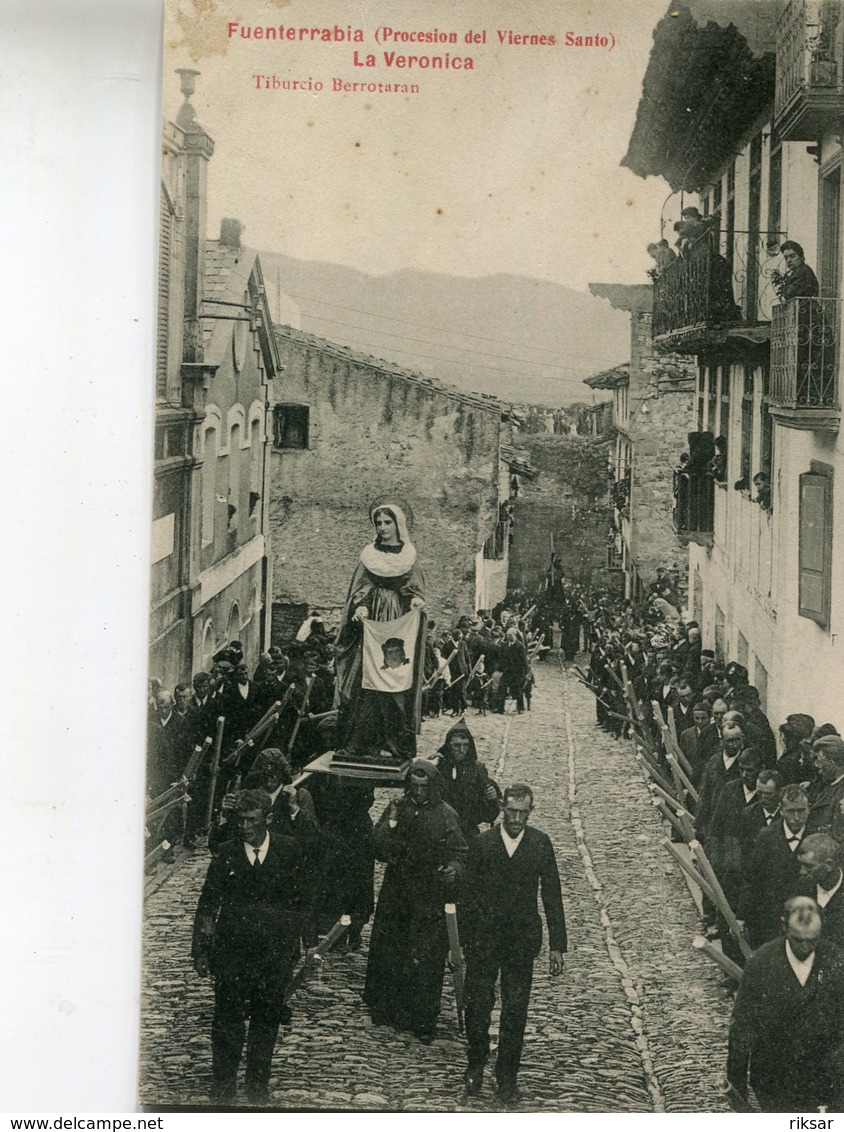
left=361, top=608, right=421, bottom=693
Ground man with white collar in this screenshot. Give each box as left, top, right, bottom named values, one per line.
left=461, top=783, right=567, bottom=1105
left=707, top=748, right=762, bottom=965
left=193, top=788, right=305, bottom=1105
left=726, top=898, right=844, bottom=1112
left=696, top=723, right=744, bottom=844
left=738, top=768, right=781, bottom=870
left=738, top=785, right=810, bottom=949
left=792, top=833, right=844, bottom=948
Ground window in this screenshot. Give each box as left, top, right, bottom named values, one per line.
left=746, top=135, right=762, bottom=319
left=715, top=605, right=726, bottom=662
left=228, top=424, right=241, bottom=532
left=799, top=465, right=833, bottom=627
left=707, top=366, right=717, bottom=434
left=725, top=160, right=736, bottom=276
left=768, top=137, right=782, bottom=239
left=201, top=427, right=217, bottom=546
left=820, top=165, right=841, bottom=298
left=696, top=367, right=706, bottom=432
left=274, top=404, right=310, bottom=449
left=739, top=369, right=754, bottom=486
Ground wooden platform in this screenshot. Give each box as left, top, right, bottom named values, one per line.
left=302, top=750, right=411, bottom=785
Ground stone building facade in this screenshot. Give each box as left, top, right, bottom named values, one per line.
left=268, top=327, right=506, bottom=637
left=621, top=1, right=844, bottom=723
left=507, top=435, right=611, bottom=590
left=586, top=284, right=696, bottom=600
left=150, top=73, right=279, bottom=690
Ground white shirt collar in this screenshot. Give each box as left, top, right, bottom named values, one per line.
left=500, top=825, right=525, bottom=857
left=245, top=831, right=270, bottom=865
left=742, top=784, right=757, bottom=803
left=723, top=751, right=738, bottom=770
left=783, top=821, right=804, bottom=849
left=818, top=869, right=844, bottom=908
left=785, top=939, right=815, bottom=986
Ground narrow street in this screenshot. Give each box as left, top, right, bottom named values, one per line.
left=140, top=660, right=731, bottom=1112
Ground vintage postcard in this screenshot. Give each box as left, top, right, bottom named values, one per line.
left=140, top=0, right=844, bottom=1115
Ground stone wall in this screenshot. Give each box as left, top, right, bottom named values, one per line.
left=508, top=435, right=610, bottom=590
left=269, top=328, right=502, bottom=636
left=627, top=310, right=696, bottom=592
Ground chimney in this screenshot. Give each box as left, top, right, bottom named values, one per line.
left=176, top=69, right=214, bottom=363
left=220, top=218, right=244, bottom=248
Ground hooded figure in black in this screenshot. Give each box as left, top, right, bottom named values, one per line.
left=363, top=759, right=467, bottom=1042
left=434, top=719, right=501, bottom=840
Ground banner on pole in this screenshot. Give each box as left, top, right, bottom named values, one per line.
left=362, top=608, right=421, bottom=693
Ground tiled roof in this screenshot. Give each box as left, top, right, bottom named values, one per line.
left=273, top=323, right=504, bottom=415
left=583, top=363, right=630, bottom=390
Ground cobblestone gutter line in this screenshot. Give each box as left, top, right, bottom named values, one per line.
left=561, top=664, right=665, bottom=1114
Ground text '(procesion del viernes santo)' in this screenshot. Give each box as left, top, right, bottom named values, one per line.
left=226, top=22, right=616, bottom=71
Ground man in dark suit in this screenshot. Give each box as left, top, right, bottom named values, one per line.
left=738, top=785, right=810, bottom=949
left=792, top=833, right=844, bottom=948
left=726, top=898, right=844, bottom=1112
left=492, top=628, right=528, bottom=714
left=462, top=783, right=567, bottom=1104
left=805, top=735, right=844, bottom=841
left=193, top=788, right=305, bottom=1105
left=696, top=723, right=744, bottom=844
left=706, top=747, right=763, bottom=964
left=679, top=703, right=720, bottom=787
left=738, top=768, right=780, bottom=872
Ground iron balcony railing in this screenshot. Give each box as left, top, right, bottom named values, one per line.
left=776, top=0, right=844, bottom=119
left=653, top=227, right=742, bottom=339
left=673, top=472, right=715, bottom=538
left=769, top=297, right=840, bottom=409
left=653, top=226, right=790, bottom=341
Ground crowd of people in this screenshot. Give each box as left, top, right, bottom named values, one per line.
left=148, top=535, right=844, bottom=1112
left=581, top=571, right=844, bottom=1112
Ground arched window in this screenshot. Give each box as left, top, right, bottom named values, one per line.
left=227, top=602, right=241, bottom=644
left=202, top=427, right=217, bottom=546
left=249, top=417, right=262, bottom=517
left=201, top=620, right=216, bottom=671
left=228, top=423, right=241, bottom=532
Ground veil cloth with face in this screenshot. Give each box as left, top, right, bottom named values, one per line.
left=334, top=499, right=426, bottom=762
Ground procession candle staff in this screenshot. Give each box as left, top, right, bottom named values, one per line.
left=692, top=935, right=743, bottom=984
left=205, top=715, right=227, bottom=829
left=662, top=839, right=718, bottom=903
left=690, top=839, right=753, bottom=960
left=334, top=497, right=427, bottom=764
left=180, top=736, right=213, bottom=840
left=285, top=674, right=315, bottom=762
left=282, top=915, right=352, bottom=1005
left=445, top=903, right=466, bottom=1033
left=423, top=647, right=457, bottom=694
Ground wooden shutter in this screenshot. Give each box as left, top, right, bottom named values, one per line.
left=799, top=471, right=832, bottom=626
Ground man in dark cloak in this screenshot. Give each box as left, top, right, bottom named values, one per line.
left=363, top=759, right=467, bottom=1042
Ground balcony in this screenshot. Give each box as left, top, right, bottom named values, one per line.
left=652, top=227, right=778, bottom=355
left=769, top=297, right=840, bottom=429
left=673, top=472, right=715, bottom=544
left=775, top=0, right=844, bottom=140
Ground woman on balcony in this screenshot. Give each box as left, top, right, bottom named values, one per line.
left=777, top=241, right=819, bottom=301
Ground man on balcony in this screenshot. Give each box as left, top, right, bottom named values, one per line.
left=778, top=241, right=819, bottom=301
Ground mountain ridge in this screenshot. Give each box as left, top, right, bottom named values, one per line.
left=256, top=250, right=629, bottom=405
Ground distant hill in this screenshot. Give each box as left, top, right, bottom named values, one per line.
left=255, top=252, right=630, bottom=406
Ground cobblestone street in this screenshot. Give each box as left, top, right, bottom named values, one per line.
left=140, top=659, right=731, bottom=1112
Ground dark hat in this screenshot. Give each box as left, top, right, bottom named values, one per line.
left=702, top=649, right=715, bottom=659
left=681, top=206, right=703, bottom=219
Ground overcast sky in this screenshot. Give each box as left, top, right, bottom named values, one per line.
left=164, top=0, right=676, bottom=292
